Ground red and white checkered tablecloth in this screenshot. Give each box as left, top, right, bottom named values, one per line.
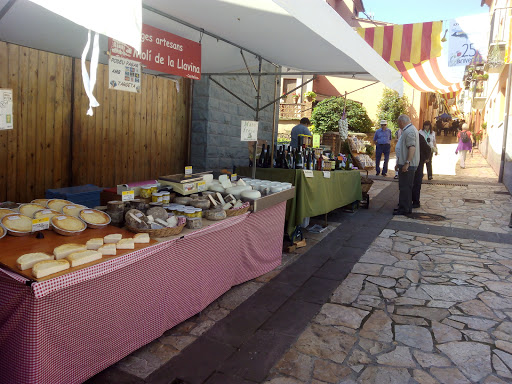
left=0, top=203, right=286, bottom=384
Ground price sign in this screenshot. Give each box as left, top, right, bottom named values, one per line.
left=303, top=170, right=315, bottom=178
left=313, top=134, right=321, bottom=148
left=323, top=171, right=331, bottom=178
left=185, top=166, right=192, bottom=175
left=184, top=183, right=195, bottom=192
left=32, top=217, right=50, bottom=232
left=122, top=190, right=135, bottom=201
left=241, top=120, right=258, bottom=141
left=231, top=173, right=237, bottom=181
left=197, top=181, right=206, bottom=192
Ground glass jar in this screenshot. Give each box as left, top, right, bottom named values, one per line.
left=140, top=186, right=152, bottom=199
left=162, top=192, right=171, bottom=204
left=183, top=208, right=195, bottom=218
left=193, top=208, right=202, bottom=218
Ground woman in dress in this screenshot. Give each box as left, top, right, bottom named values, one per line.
left=419, top=121, right=437, bottom=180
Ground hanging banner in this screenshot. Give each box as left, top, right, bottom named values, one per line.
left=0, top=89, right=13, bottom=130
left=447, top=14, right=489, bottom=67
left=241, top=121, right=258, bottom=141
left=108, top=56, right=141, bottom=93
left=109, top=24, right=201, bottom=80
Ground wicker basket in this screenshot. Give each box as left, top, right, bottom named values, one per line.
left=126, top=217, right=186, bottom=238
left=360, top=169, right=374, bottom=194
left=225, top=202, right=250, bottom=217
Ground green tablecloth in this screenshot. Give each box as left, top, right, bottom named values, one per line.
left=238, top=168, right=362, bottom=237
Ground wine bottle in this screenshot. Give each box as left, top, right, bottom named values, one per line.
left=264, top=144, right=271, bottom=168
left=317, top=152, right=323, bottom=171
left=295, top=147, right=304, bottom=169
left=258, top=144, right=265, bottom=167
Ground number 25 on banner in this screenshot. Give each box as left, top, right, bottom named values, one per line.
left=241, top=121, right=258, bottom=141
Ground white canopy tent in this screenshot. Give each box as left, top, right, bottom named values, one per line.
left=0, top=0, right=403, bottom=94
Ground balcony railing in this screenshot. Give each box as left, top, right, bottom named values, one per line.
left=489, top=7, right=511, bottom=45
left=279, top=102, right=312, bottom=120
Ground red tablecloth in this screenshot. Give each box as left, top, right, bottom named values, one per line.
left=0, top=202, right=286, bottom=384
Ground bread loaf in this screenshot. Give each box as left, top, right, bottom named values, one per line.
left=54, top=243, right=87, bottom=260
left=133, top=233, right=150, bottom=243
left=86, top=238, right=104, bottom=250
left=98, top=243, right=116, bottom=256
left=66, top=250, right=102, bottom=267
left=116, top=238, right=135, bottom=249
left=17, top=252, right=54, bottom=271
left=32, top=259, right=70, bottom=278
left=104, top=234, right=122, bottom=244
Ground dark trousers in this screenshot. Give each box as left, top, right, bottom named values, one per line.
left=375, top=144, right=391, bottom=175
left=425, top=153, right=433, bottom=178
left=412, top=161, right=425, bottom=204
left=398, top=168, right=416, bottom=213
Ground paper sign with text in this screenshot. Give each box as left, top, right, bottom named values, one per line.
left=323, top=171, right=331, bottom=178
left=303, top=170, right=314, bottom=178
left=197, top=181, right=206, bottom=192
left=241, top=121, right=258, bottom=141
left=122, top=190, right=135, bottom=201
left=108, top=56, right=141, bottom=93
left=313, top=134, right=321, bottom=148
left=185, top=166, right=192, bottom=175
left=109, top=24, right=201, bottom=80
left=0, top=89, right=13, bottom=130
left=32, top=217, right=50, bottom=232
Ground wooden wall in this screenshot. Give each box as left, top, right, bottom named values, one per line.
left=0, top=42, right=190, bottom=203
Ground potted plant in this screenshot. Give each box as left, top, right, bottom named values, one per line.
left=304, top=91, right=317, bottom=102
left=476, top=74, right=484, bottom=80
left=281, top=92, right=287, bottom=103
left=291, top=93, right=300, bottom=103
left=474, top=130, right=483, bottom=142
left=483, top=73, right=489, bottom=80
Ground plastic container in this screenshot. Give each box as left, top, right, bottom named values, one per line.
left=152, top=192, right=163, bottom=203
left=45, top=184, right=102, bottom=208
left=162, top=192, right=171, bottom=204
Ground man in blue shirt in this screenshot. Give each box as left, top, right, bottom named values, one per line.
left=290, top=118, right=312, bottom=148
left=373, top=120, right=392, bottom=176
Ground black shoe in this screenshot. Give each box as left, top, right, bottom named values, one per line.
left=412, top=202, right=421, bottom=208
left=376, top=172, right=380, bottom=176
left=428, top=177, right=433, bottom=180
left=393, top=210, right=407, bottom=215
left=382, top=173, right=387, bottom=176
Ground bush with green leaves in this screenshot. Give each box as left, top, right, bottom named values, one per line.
left=310, top=97, right=373, bottom=135
left=376, top=88, right=409, bottom=132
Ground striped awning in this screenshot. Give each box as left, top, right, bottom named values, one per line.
left=357, top=22, right=443, bottom=68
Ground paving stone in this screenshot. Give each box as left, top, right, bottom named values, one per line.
left=429, top=367, right=471, bottom=384
left=406, top=270, right=420, bottom=283
left=493, top=321, right=512, bottom=342
left=347, top=349, right=372, bottom=367
left=263, top=378, right=304, bottom=384
left=432, top=321, right=463, bottom=344
left=394, top=260, right=420, bottom=270
left=403, top=286, right=432, bottom=300
left=314, top=303, right=369, bottom=329
left=483, top=375, right=510, bottom=384
left=190, top=320, right=216, bottom=337
left=366, top=276, right=396, bottom=288
left=272, top=349, right=314, bottom=382
left=291, top=277, right=340, bottom=305
left=159, top=335, right=197, bottom=351
left=360, top=282, right=380, bottom=296
left=351, top=263, right=382, bottom=276
left=358, top=250, right=399, bottom=265
left=395, top=307, right=450, bottom=321
left=484, top=281, right=512, bottom=298
left=206, top=308, right=231, bottom=322
left=396, top=278, right=411, bottom=289
left=358, top=338, right=389, bottom=355
left=331, top=273, right=366, bottom=305
left=394, top=297, right=426, bottom=306
left=381, top=266, right=406, bottom=278
left=295, top=323, right=357, bottom=364
left=358, top=366, right=411, bottom=384
left=391, top=250, right=412, bottom=260
left=391, top=314, right=429, bottom=326
left=376, top=346, right=416, bottom=367
left=395, top=325, right=433, bottom=351
left=380, top=288, right=398, bottom=299
left=492, top=353, right=512, bottom=379
left=494, top=350, right=512, bottom=371
left=356, top=295, right=382, bottom=308
left=461, top=329, right=493, bottom=343
left=437, top=341, right=492, bottom=382
left=427, top=300, right=456, bottom=308
left=448, top=315, right=498, bottom=331
left=413, top=369, right=440, bottom=384
left=441, top=318, right=465, bottom=330
left=379, top=229, right=396, bottom=238
left=218, top=282, right=264, bottom=310
left=496, top=340, right=512, bottom=355
left=312, top=359, right=351, bottom=383
left=479, top=291, right=512, bottom=311
left=393, top=242, right=411, bottom=254
left=204, top=372, right=258, bottom=384
left=359, top=310, right=393, bottom=343
left=261, top=300, right=322, bottom=336
left=413, top=350, right=452, bottom=368
left=420, top=285, right=483, bottom=302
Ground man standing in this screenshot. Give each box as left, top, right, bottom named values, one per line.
left=394, top=115, right=420, bottom=215
left=290, top=118, right=312, bottom=149
left=373, top=120, right=392, bottom=176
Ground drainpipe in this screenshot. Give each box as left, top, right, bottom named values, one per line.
left=499, top=64, right=512, bottom=183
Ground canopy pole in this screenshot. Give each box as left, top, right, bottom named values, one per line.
left=252, top=57, right=263, bottom=180
left=208, top=76, right=256, bottom=111
left=260, top=77, right=315, bottom=112
left=0, top=0, right=16, bottom=22
left=202, top=71, right=369, bottom=76
left=240, top=50, right=258, bottom=92
left=270, top=66, right=280, bottom=168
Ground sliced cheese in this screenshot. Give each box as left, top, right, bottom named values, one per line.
left=17, top=252, right=54, bottom=271
left=53, top=243, right=87, bottom=260
left=66, top=250, right=102, bottom=267
left=32, top=259, right=70, bottom=278
left=133, top=233, right=150, bottom=243
left=86, top=238, right=104, bottom=250
left=98, top=244, right=116, bottom=256
left=216, top=192, right=226, bottom=205
left=104, top=234, right=122, bottom=244
left=116, top=238, right=135, bottom=250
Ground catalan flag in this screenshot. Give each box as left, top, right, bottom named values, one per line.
left=356, top=21, right=443, bottom=68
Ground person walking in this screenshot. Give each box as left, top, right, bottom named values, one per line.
left=394, top=115, right=420, bottom=215
left=456, top=123, right=472, bottom=169
left=419, top=121, right=437, bottom=180
left=373, top=120, right=392, bottom=176
left=412, top=133, right=433, bottom=208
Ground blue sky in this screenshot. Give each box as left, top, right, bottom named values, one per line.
left=363, top=0, right=488, bottom=24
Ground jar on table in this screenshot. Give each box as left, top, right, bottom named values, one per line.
left=183, top=208, right=196, bottom=218
left=150, top=184, right=158, bottom=194
left=162, top=192, right=171, bottom=204
left=193, top=208, right=202, bottom=218
left=152, top=192, right=163, bottom=203
left=140, top=186, right=152, bottom=199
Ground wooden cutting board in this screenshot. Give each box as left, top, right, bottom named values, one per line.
left=0, top=226, right=156, bottom=282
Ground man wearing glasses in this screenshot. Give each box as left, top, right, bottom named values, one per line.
left=373, top=120, right=392, bottom=176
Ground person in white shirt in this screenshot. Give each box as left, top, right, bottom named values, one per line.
left=419, top=121, right=437, bottom=180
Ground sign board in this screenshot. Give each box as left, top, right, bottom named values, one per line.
left=313, top=134, right=321, bottom=148
left=197, top=181, right=206, bottom=192
left=231, top=173, right=238, bottom=181
left=447, top=15, right=489, bottom=67
left=108, top=56, right=141, bottom=93
left=303, top=170, right=314, bottom=178
left=0, top=89, right=13, bottom=130
left=241, top=120, right=258, bottom=141
left=185, top=166, right=192, bottom=175
left=323, top=171, right=331, bottom=178
left=122, top=190, right=135, bottom=201
left=109, top=24, right=202, bottom=80
left=32, top=217, right=50, bottom=232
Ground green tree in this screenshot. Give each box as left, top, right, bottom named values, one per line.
left=377, top=88, right=409, bottom=132
left=310, top=97, right=373, bottom=135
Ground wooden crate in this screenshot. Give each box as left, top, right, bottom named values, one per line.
left=321, top=132, right=341, bottom=154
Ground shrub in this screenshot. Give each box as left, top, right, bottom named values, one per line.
left=377, top=88, right=409, bottom=130
left=311, top=97, right=373, bottom=135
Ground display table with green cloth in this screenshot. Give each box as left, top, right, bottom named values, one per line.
left=238, top=168, right=362, bottom=236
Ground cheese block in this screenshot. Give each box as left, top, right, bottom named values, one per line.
left=98, top=243, right=116, bottom=256
left=16, top=252, right=54, bottom=271
left=104, top=234, right=122, bottom=244
left=1, top=214, right=33, bottom=233
left=133, top=233, right=150, bottom=243
left=86, top=238, right=104, bottom=250
left=116, top=238, right=135, bottom=249
left=32, top=259, right=70, bottom=278
left=66, top=250, right=102, bottom=267
left=19, top=203, right=46, bottom=218
left=62, top=205, right=87, bottom=218
left=47, top=199, right=73, bottom=212
left=54, top=243, right=87, bottom=260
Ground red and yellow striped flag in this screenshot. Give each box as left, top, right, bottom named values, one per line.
left=357, top=21, right=443, bottom=68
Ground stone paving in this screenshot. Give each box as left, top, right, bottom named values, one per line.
left=265, top=229, right=512, bottom=384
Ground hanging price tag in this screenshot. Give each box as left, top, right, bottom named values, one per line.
left=197, top=181, right=206, bottom=192
left=303, top=170, right=314, bottom=178
left=185, top=166, right=192, bottom=175
left=231, top=173, right=237, bottom=181
left=32, top=217, right=50, bottom=232
left=122, top=190, right=135, bottom=201
left=323, top=171, right=331, bottom=178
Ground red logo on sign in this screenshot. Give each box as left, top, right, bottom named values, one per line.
left=109, top=24, right=201, bottom=80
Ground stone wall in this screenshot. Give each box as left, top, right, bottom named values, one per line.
left=190, top=64, right=278, bottom=173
